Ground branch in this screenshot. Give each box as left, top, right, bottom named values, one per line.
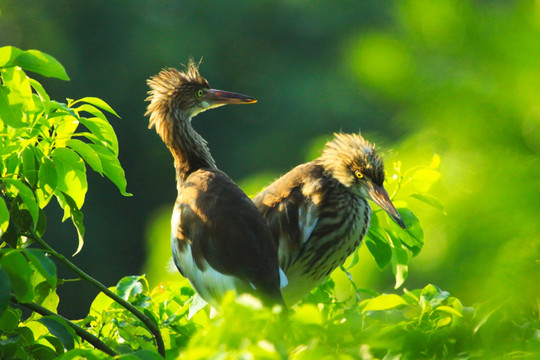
left=11, top=296, right=117, bottom=357
left=27, top=229, right=166, bottom=357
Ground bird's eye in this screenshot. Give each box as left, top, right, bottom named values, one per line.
left=196, top=89, right=204, bottom=98
left=355, top=171, right=364, bottom=179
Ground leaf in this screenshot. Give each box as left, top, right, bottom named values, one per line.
left=79, top=117, right=118, bottom=154
left=90, top=144, right=131, bottom=196
left=36, top=157, right=58, bottom=208
left=410, top=193, right=446, bottom=214
left=293, top=304, right=323, bottom=325
left=2, top=66, right=34, bottom=111
left=4, top=178, right=39, bottom=228
left=23, top=249, right=57, bottom=288
left=0, top=197, right=9, bottom=236
left=0, top=46, right=23, bottom=67
left=388, top=232, right=409, bottom=289
left=29, top=78, right=51, bottom=115
left=72, top=97, right=120, bottom=118
left=0, top=267, right=11, bottom=317
left=0, top=249, right=34, bottom=302
left=13, top=50, right=69, bottom=80
left=52, top=148, right=87, bottom=209
left=36, top=316, right=76, bottom=351
left=362, top=294, right=407, bottom=311
left=365, top=224, right=392, bottom=269
left=66, top=139, right=103, bottom=174
left=411, top=168, right=441, bottom=192
left=433, top=305, right=463, bottom=317
left=389, top=208, right=424, bottom=256
left=21, top=146, right=37, bottom=187
left=0, top=84, right=24, bottom=127
left=54, top=115, right=80, bottom=148
left=61, top=193, right=85, bottom=256
left=116, top=276, right=145, bottom=301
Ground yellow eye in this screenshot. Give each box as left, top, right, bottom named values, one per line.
left=196, top=89, right=204, bottom=98
left=355, top=171, right=364, bottom=179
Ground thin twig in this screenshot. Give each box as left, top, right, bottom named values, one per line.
left=11, top=296, right=117, bottom=357
left=26, top=229, right=166, bottom=357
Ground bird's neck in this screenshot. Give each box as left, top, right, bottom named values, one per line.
left=167, top=110, right=217, bottom=182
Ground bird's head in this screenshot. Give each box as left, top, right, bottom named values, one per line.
left=146, top=59, right=257, bottom=126
left=320, top=133, right=406, bottom=229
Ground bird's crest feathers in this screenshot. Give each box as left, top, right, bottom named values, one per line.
left=319, top=133, right=384, bottom=187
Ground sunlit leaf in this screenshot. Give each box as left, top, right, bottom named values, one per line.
left=23, top=249, right=57, bottom=288
left=21, top=146, right=37, bottom=187
left=410, top=193, right=446, bottom=214
left=67, top=139, right=103, bottom=174
left=362, top=294, right=407, bottom=311
left=389, top=208, right=424, bottom=256
left=433, top=305, right=463, bottom=317
left=0, top=84, right=24, bottom=127
left=90, top=144, right=131, bottom=196
left=36, top=157, right=58, bottom=208
left=0, top=197, right=9, bottom=236
left=410, top=168, right=440, bottom=192
left=14, top=50, right=69, bottom=80
left=72, top=97, right=120, bottom=118
left=293, top=304, right=323, bottom=324
left=29, top=78, right=51, bottom=115
left=79, top=117, right=118, bottom=154
left=52, top=147, right=87, bottom=209
left=36, top=316, right=76, bottom=351
left=54, top=115, right=80, bottom=148
left=388, top=232, right=409, bottom=288
left=0, top=249, right=34, bottom=302
left=61, top=193, right=85, bottom=256
left=0, top=45, right=23, bottom=67
left=116, top=276, right=145, bottom=301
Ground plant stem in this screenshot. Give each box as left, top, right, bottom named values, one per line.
left=11, top=296, right=117, bottom=357
left=27, top=229, right=166, bottom=357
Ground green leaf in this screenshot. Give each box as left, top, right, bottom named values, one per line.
left=410, top=193, right=446, bottom=214
left=388, top=232, right=409, bottom=289
left=365, top=224, right=392, bottom=269
left=66, top=139, right=103, bottom=174
left=61, top=193, right=85, bottom=256
left=2, top=66, right=34, bottom=110
left=90, top=144, right=131, bottom=196
left=57, top=348, right=112, bottom=359
left=51, top=148, right=87, bottom=209
left=79, top=117, right=119, bottom=154
left=433, top=305, right=463, bottom=317
left=54, top=115, right=80, bottom=148
left=23, top=249, right=57, bottom=288
left=36, top=316, right=75, bottom=351
left=0, top=197, right=9, bottom=236
left=36, top=157, right=58, bottom=208
left=0, top=249, right=34, bottom=302
left=362, top=294, right=407, bottom=311
left=0, top=267, right=11, bottom=317
left=29, top=78, right=51, bottom=116
left=0, top=84, right=24, bottom=127
left=71, top=97, right=120, bottom=118
left=389, top=208, right=424, bottom=256
left=4, top=178, right=39, bottom=228
left=13, top=50, right=69, bottom=80
left=21, top=146, right=37, bottom=187
left=0, top=46, right=23, bottom=67
left=116, top=276, right=145, bottom=301
left=410, top=168, right=441, bottom=192
left=293, top=304, right=323, bottom=324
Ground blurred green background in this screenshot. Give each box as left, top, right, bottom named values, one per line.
left=2, top=0, right=538, bottom=318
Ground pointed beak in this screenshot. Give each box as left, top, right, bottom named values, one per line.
left=367, top=183, right=406, bottom=229
left=205, top=89, right=257, bottom=105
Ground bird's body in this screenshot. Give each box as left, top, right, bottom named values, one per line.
left=146, top=62, right=284, bottom=308
left=254, top=133, right=405, bottom=305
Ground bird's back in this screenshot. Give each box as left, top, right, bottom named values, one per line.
left=172, top=168, right=284, bottom=307
left=253, top=162, right=371, bottom=304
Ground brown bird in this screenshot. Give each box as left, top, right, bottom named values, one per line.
left=145, top=61, right=285, bottom=309
left=253, top=133, right=406, bottom=305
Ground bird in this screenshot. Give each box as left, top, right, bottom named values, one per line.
left=145, top=60, right=286, bottom=309
left=253, top=133, right=406, bottom=305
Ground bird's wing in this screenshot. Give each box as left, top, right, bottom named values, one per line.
left=253, top=163, right=323, bottom=272
left=173, top=169, right=283, bottom=305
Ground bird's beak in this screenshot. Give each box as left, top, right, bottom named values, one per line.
left=367, top=183, right=406, bottom=229
left=205, top=89, right=257, bottom=105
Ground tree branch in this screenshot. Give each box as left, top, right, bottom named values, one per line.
left=11, top=296, right=117, bottom=357
left=27, top=229, right=166, bottom=357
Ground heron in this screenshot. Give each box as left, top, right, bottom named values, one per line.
left=253, top=133, right=406, bottom=305
left=145, top=61, right=285, bottom=309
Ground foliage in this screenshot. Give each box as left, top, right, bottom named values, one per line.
left=1, top=46, right=538, bottom=359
